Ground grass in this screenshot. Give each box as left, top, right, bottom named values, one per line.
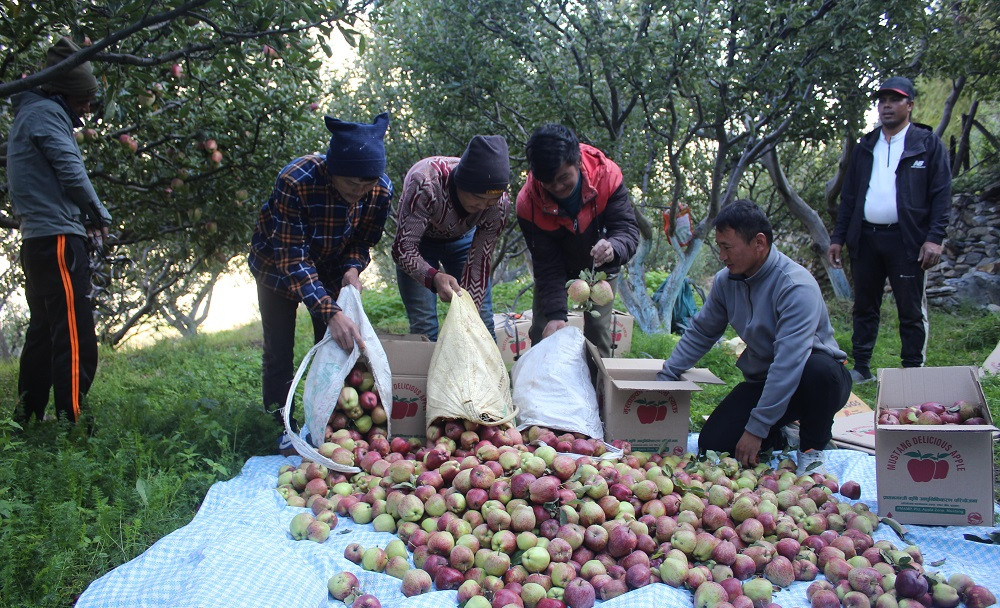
left=0, top=286, right=997, bottom=606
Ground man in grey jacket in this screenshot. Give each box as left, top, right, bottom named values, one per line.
left=657, top=200, right=850, bottom=474
left=7, top=37, right=112, bottom=423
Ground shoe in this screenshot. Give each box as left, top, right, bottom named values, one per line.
left=278, top=424, right=312, bottom=456
left=850, top=368, right=874, bottom=384
left=277, top=431, right=296, bottom=456
left=781, top=424, right=800, bottom=450
left=796, top=449, right=827, bottom=476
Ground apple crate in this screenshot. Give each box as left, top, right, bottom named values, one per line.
left=586, top=342, right=723, bottom=455
left=874, top=366, right=997, bottom=527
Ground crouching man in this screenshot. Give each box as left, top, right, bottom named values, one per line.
left=656, top=200, right=851, bottom=474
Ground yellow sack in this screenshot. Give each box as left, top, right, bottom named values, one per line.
left=426, top=291, right=517, bottom=430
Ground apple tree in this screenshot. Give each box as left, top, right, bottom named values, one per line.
left=0, top=0, right=375, bottom=345
left=340, top=0, right=926, bottom=332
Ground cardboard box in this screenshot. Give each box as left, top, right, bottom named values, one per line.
left=493, top=313, right=531, bottom=366
left=874, top=366, right=998, bottom=527
left=380, top=334, right=437, bottom=440
left=587, top=342, right=724, bottom=454
left=830, top=412, right=876, bottom=451
left=609, top=310, right=634, bottom=358
left=566, top=310, right=633, bottom=357
left=982, top=340, right=1000, bottom=377
left=837, top=393, right=873, bottom=418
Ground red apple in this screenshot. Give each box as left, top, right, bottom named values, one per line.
left=359, top=391, right=378, bottom=411
left=346, top=368, right=364, bottom=388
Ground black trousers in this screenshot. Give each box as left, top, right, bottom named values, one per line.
left=850, top=224, right=928, bottom=369
left=17, top=235, right=99, bottom=423
left=256, top=281, right=329, bottom=429
left=698, top=350, right=851, bottom=454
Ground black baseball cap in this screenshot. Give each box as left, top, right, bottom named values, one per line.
left=874, top=76, right=915, bottom=99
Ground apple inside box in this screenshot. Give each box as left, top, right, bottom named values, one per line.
left=586, top=342, right=724, bottom=455
left=379, top=334, right=437, bottom=440
left=874, top=366, right=998, bottom=527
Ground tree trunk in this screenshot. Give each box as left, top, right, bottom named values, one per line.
left=953, top=99, right=978, bottom=178
left=619, top=227, right=704, bottom=335
left=935, top=76, right=965, bottom=139
left=762, top=148, right=852, bottom=299
left=0, top=327, right=11, bottom=360
left=618, top=234, right=661, bottom=333
left=824, top=137, right=854, bottom=221
left=618, top=204, right=663, bottom=333
left=161, top=272, right=219, bottom=337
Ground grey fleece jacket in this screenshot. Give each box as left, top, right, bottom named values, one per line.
left=7, top=90, right=111, bottom=239
left=657, top=245, right=846, bottom=439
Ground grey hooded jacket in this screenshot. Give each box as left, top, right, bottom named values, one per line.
left=7, top=90, right=111, bottom=239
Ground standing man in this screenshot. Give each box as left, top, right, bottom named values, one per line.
left=658, top=200, right=851, bottom=475
left=828, top=76, right=951, bottom=383
left=249, top=113, right=392, bottom=452
left=393, top=135, right=510, bottom=340
left=516, top=124, right=639, bottom=358
left=8, top=37, right=112, bottom=424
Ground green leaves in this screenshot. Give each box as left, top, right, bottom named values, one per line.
left=0, top=0, right=373, bottom=342
left=135, top=478, right=149, bottom=507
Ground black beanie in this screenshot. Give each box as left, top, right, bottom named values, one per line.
left=41, top=37, right=99, bottom=97
left=453, top=135, right=510, bottom=194
left=325, top=112, right=390, bottom=178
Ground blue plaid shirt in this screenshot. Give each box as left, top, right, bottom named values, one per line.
left=249, top=155, right=392, bottom=322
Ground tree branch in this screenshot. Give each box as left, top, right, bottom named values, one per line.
left=972, top=119, right=1000, bottom=151
left=0, top=0, right=215, bottom=98
left=761, top=147, right=851, bottom=299
left=935, top=76, right=965, bottom=138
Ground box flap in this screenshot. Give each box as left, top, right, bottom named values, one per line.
left=876, top=366, right=987, bottom=409
left=380, top=334, right=437, bottom=376
left=829, top=440, right=876, bottom=455
left=377, top=332, right=431, bottom=343
left=679, top=368, right=726, bottom=385
left=588, top=342, right=724, bottom=386
left=831, top=412, right=876, bottom=449
left=611, top=378, right=702, bottom=392
left=601, top=358, right=664, bottom=371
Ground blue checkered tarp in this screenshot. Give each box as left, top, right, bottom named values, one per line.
left=77, top=435, right=1000, bottom=608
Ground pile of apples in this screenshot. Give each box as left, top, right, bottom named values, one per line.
left=276, top=422, right=997, bottom=608
left=877, top=401, right=988, bottom=426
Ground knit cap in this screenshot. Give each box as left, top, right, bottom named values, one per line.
left=325, top=112, right=390, bottom=178
left=40, top=37, right=98, bottom=97
left=452, top=135, right=510, bottom=194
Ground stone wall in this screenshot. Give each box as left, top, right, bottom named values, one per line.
left=926, top=181, right=1000, bottom=311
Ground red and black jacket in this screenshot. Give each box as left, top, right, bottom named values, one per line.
left=516, top=144, right=639, bottom=322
